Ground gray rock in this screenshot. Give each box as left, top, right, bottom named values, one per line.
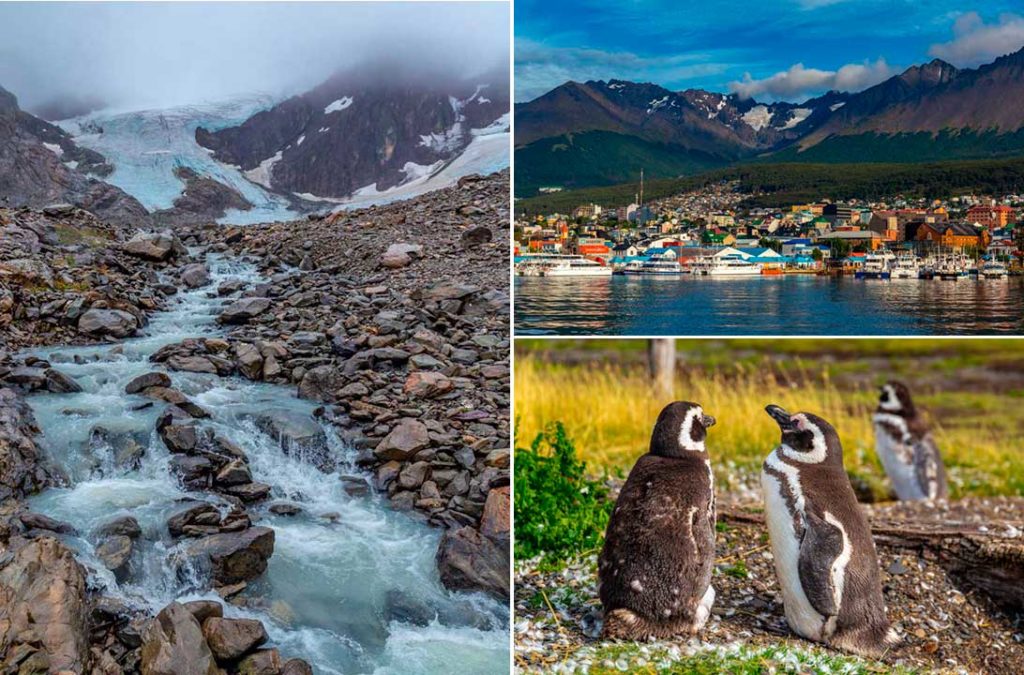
left=201, top=617, right=268, bottom=661
left=182, top=527, right=275, bottom=585
left=140, top=602, right=218, bottom=675
left=123, top=230, right=186, bottom=262
left=180, top=263, right=211, bottom=289
left=218, top=297, right=271, bottom=324
left=252, top=410, right=330, bottom=469
left=96, top=515, right=142, bottom=539
left=78, top=309, right=138, bottom=338
left=375, top=418, right=430, bottom=461
left=435, top=526, right=509, bottom=600
left=125, top=371, right=171, bottom=394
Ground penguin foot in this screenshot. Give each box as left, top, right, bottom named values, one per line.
left=830, top=623, right=900, bottom=659
left=601, top=608, right=702, bottom=640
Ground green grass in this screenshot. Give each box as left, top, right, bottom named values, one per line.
left=576, top=642, right=916, bottom=675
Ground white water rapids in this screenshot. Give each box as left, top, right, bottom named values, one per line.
left=20, top=254, right=509, bottom=674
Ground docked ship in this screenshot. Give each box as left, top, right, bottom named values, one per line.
left=935, top=253, right=969, bottom=280
left=890, top=253, right=920, bottom=279
left=854, top=252, right=894, bottom=279
left=693, top=256, right=762, bottom=277
left=980, top=261, right=1010, bottom=279
left=541, top=256, right=613, bottom=277
left=621, top=255, right=685, bottom=276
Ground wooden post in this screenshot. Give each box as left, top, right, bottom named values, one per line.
left=647, top=339, right=675, bottom=402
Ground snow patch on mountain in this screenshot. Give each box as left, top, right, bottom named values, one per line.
left=830, top=102, right=846, bottom=111
left=780, top=108, right=811, bottom=130
left=324, top=96, right=353, bottom=114
left=419, top=95, right=466, bottom=153
left=243, top=151, right=282, bottom=189
left=297, top=112, right=508, bottom=211
left=42, top=142, right=63, bottom=157
left=742, top=105, right=772, bottom=130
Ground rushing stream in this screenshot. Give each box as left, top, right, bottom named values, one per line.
left=20, top=254, right=509, bottom=674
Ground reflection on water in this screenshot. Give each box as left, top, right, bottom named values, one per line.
left=514, top=275, right=1024, bottom=335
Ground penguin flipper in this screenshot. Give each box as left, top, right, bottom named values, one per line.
left=912, top=435, right=947, bottom=500
left=797, top=508, right=845, bottom=620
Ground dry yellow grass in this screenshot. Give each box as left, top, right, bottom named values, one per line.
left=515, top=356, right=1024, bottom=497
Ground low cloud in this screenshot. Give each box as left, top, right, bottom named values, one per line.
left=728, top=58, right=897, bottom=100
left=929, top=12, right=1024, bottom=66
left=515, top=39, right=732, bottom=101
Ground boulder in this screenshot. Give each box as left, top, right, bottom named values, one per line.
left=435, top=526, right=509, bottom=600
left=159, top=421, right=197, bottom=454
left=201, top=617, right=268, bottom=661
left=381, top=243, right=423, bottom=269
left=375, top=418, right=430, bottom=461
left=403, top=371, right=453, bottom=399
left=167, top=503, right=221, bottom=538
left=183, top=527, right=275, bottom=585
left=96, top=515, right=142, bottom=539
left=0, top=388, right=52, bottom=500
left=234, top=343, right=264, bottom=380
left=126, top=371, right=172, bottom=394
left=96, top=535, right=134, bottom=576
left=296, top=365, right=342, bottom=402
left=283, top=659, right=315, bottom=675
left=19, top=511, right=76, bottom=534
left=0, top=538, right=90, bottom=673
left=123, top=230, right=185, bottom=262
left=78, top=308, right=138, bottom=338
left=180, top=263, right=211, bottom=289
left=140, top=602, right=218, bottom=675
left=461, top=225, right=493, bottom=248
left=166, top=355, right=218, bottom=374
left=44, top=368, right=82, bottom=393
left=237, top=648, right=282, bottom=675
left=218, top=297, right=271, bottom=324
left=252, top=410, right=330, bottom=469
left=480, top=487, right=510, bottom=542
left=183, top=600, right=223, bottom=625
left=5, top=367, right=47, bottom=390
left=215, top=459, right=252, bottom=487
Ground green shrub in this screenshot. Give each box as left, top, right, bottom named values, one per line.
left=514, top=422, right=615, bottom=565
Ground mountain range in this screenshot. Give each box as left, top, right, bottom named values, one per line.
left=515, top=47, right=1024, bottom=197
left=0, top=66, right=509, bottom=225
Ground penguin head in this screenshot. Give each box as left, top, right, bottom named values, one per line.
left=765, top=404, right=842, bottom=464
left=877, top=381, right=915, bottom=417
left=650, top=401, right=716, bottom=457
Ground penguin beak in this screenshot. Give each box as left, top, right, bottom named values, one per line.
left=765, top=405, right=796, bottom=430
left=702, top=414, right=716, bottom=428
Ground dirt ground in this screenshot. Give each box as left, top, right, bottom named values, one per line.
left=515, top=496, right=1024, bottom=674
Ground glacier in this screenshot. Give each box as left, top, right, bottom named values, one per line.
left=57, top=95, right=509, bottom=224
left=57, top=96, right=300, bottom=225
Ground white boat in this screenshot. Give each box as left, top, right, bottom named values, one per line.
left=855, top=252, right=894, bottom=280
left=980, top=261, right=1009, bottom=279
left=890, top=253, right=920, bottom=279
left=935, top=253, right=969, bottom=280
left=621, top=255, right=685, bottom=276
left=541, top=256, right=613, bottom=277
left=693, top=256, right=762, bottom=277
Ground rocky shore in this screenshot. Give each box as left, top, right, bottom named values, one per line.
left=0, top=169, right=511, bottom=671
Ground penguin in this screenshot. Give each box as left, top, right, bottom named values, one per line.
left=872, top=381, right=948, bottom=501
left=598, top=401, right=717, bottom=640
left=761, top=404, right=897, bottom=658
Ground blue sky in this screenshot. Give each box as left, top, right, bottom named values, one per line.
left=515, top=1, right=1024, bottom=102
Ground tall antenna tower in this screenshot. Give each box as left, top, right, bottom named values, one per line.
left=639, top=168, right=645, bottom=206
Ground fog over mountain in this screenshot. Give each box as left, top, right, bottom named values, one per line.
left=0, top=2, right=509, bottom=116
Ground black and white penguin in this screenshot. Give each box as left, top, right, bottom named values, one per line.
left=872, top=381, right=948, bottom=501
left=761, top=405, right=897, bottom=658
left=598, top=401, right=717, bottom=639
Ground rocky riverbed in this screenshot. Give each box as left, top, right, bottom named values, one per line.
left=0, top=170, right=510, bottom=673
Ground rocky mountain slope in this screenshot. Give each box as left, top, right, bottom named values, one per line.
left=197, top=66, right=510, bottom=201
left=516, top=47, right=1024, bottom=195
left=0, top=85, right=150, bottom=224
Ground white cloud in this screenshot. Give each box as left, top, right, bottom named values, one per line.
left=928, top=12, right=1024, bottom=66
left=728, top=58, right=897, bottom=101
